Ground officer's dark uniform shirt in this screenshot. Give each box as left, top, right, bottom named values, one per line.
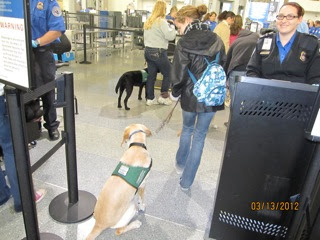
left=30, top=0, right=65, bottom=43
left=246, top=31, right=320, bottom=85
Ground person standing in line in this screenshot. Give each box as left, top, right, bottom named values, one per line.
left=166, top=5, right=178, bottom=23
left=307, top=19, right=315, bottom=34
left=203, top=11, right=217, bottom=31
left=214, top=11, right=235, bottom=54
left=170, top=4, right=226, bottom=190
left=313, top=20, right=320, bottom=38
left=229, top=15, right=243, bottom=46
left=224, top=29, right=259, bottom=108
left=214, top=11, right=235, bottom=108
left=31, top=0, right=66, bottom=140
left=144, top=0, right=177, bottom=106
left=0, top=84, right=46, bottom=213
left=246, top=2, right=320, bottom=85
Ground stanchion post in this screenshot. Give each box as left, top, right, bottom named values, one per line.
left=5, top=87, right=40, bottom=240
left=80, top=25, right=91, bottom=64
left=64, top=72, right=79, bottom=203
left=49, top=73, right=96, bottom=223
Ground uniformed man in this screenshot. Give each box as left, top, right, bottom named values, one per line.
left=246, top=2, right=320, bottom=85
left=30, top=0, right=65, bottom=140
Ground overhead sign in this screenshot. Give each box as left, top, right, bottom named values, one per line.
left=0, top=0, right=30, bottom=89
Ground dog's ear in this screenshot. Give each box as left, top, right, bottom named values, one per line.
left=141, top=125, right=152, bottom=137
left=121, top=126, right=130, bottom=146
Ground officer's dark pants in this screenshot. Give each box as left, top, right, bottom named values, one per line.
left=32, top=48, right=59, bottom=131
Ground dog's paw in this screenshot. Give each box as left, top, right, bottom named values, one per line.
left=131, top=220, right=142, bottom=229
left=138, top=202, right=146, bottom=212
left=118, top=105, right=122, bottom=108
left=138, top=97, right=142, bottom=100
left=125, top=107, right=130, bottom=110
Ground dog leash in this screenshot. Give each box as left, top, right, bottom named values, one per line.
left=154, top=100, right=180, bottom=135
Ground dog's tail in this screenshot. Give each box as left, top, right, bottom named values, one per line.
left=115, top=75, right=125, bottom=94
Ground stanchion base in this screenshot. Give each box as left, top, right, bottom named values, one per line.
left=49, top=190, right=96, bottom=223
left=79, top=61, right=91, bottom=64
left=22, top=233, right=63, bottom=240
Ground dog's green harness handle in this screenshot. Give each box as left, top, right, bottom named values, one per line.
left=140, top=70, right=148, bottom=83
left=112, top=160, right=152, bottom=190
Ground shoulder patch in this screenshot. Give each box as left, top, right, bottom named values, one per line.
left=52, top=6, right=62, bottom=17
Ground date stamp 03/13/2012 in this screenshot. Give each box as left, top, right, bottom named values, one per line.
left=250, top=201, right=299, bottom=211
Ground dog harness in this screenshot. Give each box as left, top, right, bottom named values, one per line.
left=140, top=70, right=148, bottom=83
left=112, top=155, right=152, bottom=190
left=112, top=130, right=151, bottom=190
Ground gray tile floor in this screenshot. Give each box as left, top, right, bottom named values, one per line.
left=0, top=46, right=229, bottom=240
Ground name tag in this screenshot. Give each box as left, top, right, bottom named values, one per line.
left=118, top=165, right=129, bottom=176
left=262, top=38, right=272, bottom=50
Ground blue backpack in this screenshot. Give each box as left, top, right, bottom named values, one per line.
left=187, top=52, right=226, bottom=107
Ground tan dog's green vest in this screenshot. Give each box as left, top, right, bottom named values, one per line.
left=112, top=160, right=152, bottom=190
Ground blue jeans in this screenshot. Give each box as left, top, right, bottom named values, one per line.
left=176, top=110, right=215, bottom=188
left=0, top=95, right=21, bottom=209
left=228, top=70, right=246, bottom=108
left=144, top=47, right=171, bottom=100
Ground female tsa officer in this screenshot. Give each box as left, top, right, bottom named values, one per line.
left=246, top=2, right=320, bottom=85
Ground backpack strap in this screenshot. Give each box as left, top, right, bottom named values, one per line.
left=187, top=68, right=198, bottom=84
left=187, top=52, right=221, bottom=84
left=212, top=52, right=220, bottom=64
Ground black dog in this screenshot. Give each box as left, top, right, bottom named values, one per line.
left=115, top=68, right=148, bottom=110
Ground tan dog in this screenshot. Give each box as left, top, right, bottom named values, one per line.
left=86, top=124, right=152, bottom=240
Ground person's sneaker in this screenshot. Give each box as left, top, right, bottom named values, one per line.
left=35, top=189, right=46, bottom=204
left=146, top=98, right=159, bottom=106
left=14, top=204, right=22, bottom=213
left=174, top=163, right=183, bottom=175
left=158, top=96, right=172, bottom=105
left=48, top=129, right=60, bottom=141
left=180, top=185, right=190, bottom=192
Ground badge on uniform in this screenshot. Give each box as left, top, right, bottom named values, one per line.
left=37, top=1, right=44, bottom=10
left=262, top=38, right=272, bottom=50
left=300, top=51, right=306, bottom=62
left=52, top=6, right=62, bottom=17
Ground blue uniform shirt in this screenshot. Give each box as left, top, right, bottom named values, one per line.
left=30, top=0, right=65, bottom=42
left=309, top=26, right=315, bottom=35
left=204, top=20, right=217, bottom=31
left=314, top=27, right=320, bottom=38
left=276, top=31, right=297, bottom=63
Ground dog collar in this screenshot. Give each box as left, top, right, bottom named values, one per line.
left=129, top=142, right=147, bottom=150
left=128, top=130, right=145, bottom=140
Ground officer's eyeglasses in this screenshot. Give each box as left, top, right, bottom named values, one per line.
left=276, top=14, right=299, bottom=20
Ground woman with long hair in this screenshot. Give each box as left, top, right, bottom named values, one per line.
left=144, top=0, right=176, bottom=106
left=203, top=11, right=217, bottom=31
left=229, top=15, right=243, bottom=46
left=170, top=4, right=226, bottom=190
